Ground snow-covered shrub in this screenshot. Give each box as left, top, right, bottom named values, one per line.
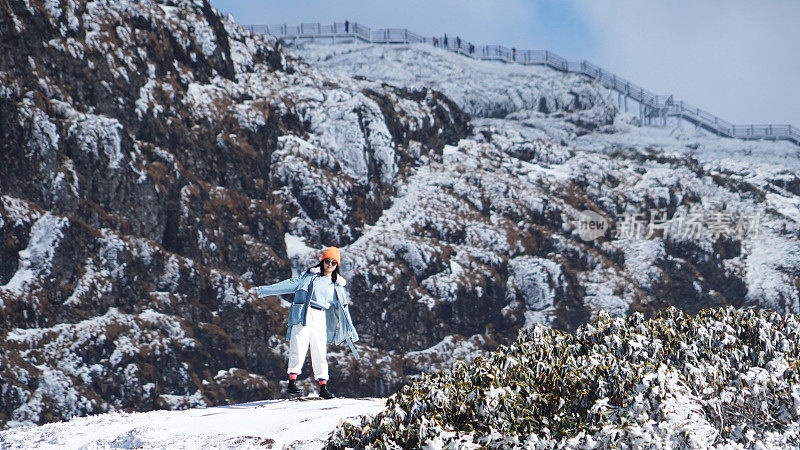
left=327, top=307, right=800, bottom=448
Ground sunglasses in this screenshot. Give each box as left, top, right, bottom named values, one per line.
left=323, top=259, right=338, bottom=266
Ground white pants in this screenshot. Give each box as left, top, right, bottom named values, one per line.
left=287, top=306, right=328, bottom=380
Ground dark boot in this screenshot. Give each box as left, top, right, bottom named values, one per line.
left=288, top=378, right=302, bottom=396
left=319, top=383, right=335, bottom=399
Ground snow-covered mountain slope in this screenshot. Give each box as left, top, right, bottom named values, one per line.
left=0, top=397, right=384, bottom=449
left=294, top=41, right=800, bottom=173
left=0, top=0, right=469, bottom=428
left=293, top=41, right=800, bottom=335
left=3, top=0, right=800, bottom=433
left=294, top=42, right=615, bottom=135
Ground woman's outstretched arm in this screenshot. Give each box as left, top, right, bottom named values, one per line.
left=255, top=275, right=303, bottom=297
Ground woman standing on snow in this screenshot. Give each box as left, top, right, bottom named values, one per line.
left=254, top=247, right=359, bottom=399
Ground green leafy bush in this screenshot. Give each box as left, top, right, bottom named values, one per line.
left=327, top=307, right=800, bottom=449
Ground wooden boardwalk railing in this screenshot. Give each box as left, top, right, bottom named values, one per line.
left=246, top=22, right=799, bottom=146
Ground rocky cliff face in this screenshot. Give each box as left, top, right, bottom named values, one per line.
left=0, top=0, right=470, bottom=427
left=2, top=0, right=800, bottom=430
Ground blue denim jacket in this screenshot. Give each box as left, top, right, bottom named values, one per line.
left=255, top=267, right=360, bottom=359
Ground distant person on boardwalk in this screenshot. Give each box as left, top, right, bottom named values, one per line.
left=433, top=37, right=438, bottom=47
left=443, top=34, right=448, bottom=47
left=456, top=36, right=461, bottom=49
left=344, top=20, right=349, bottom=33
left=253, top=247, right=359, bottom=399
left=469, top=43, right=474, bottom=54
left=512, top=47, right=516, bottom=61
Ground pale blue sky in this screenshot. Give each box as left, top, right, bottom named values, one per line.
left=211, top=0, right=800, bottom=128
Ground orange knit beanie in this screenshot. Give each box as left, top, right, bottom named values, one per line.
left=321, top=246, right=341, bottom=265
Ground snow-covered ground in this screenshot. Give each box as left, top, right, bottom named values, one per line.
left=0, top=397, right=384, bottom=449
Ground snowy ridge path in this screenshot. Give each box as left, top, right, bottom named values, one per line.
left=0, top=397, right=385, bottom=449
left=270, top=22, right=799, bottom=145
